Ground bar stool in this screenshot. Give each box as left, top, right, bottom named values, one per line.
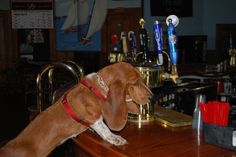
left=28, top=60, right=84, bottom=121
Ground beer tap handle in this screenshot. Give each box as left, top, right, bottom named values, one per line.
left=128, top=31, right=137, bottom=54
left=121, top=32, right=128, bottom=55
left=166, top=15, right=179, bottom=66
left=139, top=18, right=149, bottom=63
left=166, top=15, right=179, bottom=83
left=154, top=20, right=163, bottom=65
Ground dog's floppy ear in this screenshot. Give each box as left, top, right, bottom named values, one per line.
left=102, top=80, right=128, bottom=131
left=127, top=81, right=151, bottom=104
left=125, top=87, right=140, bottom=115
left=126, top=99, right=140, bottom=115
left=126, top=80, right=152, bottom=115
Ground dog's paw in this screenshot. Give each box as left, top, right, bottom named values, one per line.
left=106, top=134, right=128, bottom=146
left=90, top=116, right=128, bottom=146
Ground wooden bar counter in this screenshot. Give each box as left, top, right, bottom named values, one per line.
left=72, top=120, right=236, bottom=157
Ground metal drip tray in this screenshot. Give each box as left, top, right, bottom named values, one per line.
left=152, top=81, right=216, bottom=116
left=155, top=105, right=192, bottom=127
left=175, top=81, right=199, bottom=87
left=178, top=72, right=230, bottom=83
left=197, top=72, right=228, bottom=77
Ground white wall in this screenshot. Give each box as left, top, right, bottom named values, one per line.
left=144, top=0, right=236, bottom=51
left=203, top=0, right=236, bottom=50
left=144, top=0, right=204, bottom=51
left=3, top=0, right=236, bottom=50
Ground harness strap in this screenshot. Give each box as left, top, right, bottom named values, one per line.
left=62, top=94, right=91, bottom=127
left=80, top=79, right=107, bottom=101
left=62, top=78, right=108, bottom=127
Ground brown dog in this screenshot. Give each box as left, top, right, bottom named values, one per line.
left=0, top=62, right=151, bottom=157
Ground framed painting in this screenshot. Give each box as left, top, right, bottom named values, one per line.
left=55, top=0, right=105, bottom=51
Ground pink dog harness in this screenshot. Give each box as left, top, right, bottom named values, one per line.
left=62, top=74, right=108, bottom=127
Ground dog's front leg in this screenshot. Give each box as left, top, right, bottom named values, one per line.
left=90, top=116, right=127, bottom=146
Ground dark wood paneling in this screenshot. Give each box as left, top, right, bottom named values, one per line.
left=101, top=8, right=142, bottom=54
left=0, top=11, right=18, bottom=70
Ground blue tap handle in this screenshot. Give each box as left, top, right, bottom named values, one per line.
left=153, top=21, right=163, bottom=55
left=167, top=19, right=178, bottom=65
left=153, top=20, right=163, bottom=65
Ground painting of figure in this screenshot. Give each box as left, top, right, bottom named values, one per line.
left=55, top=0, right=107, bottom=51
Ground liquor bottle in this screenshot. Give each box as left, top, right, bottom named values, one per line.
left=111, top=34, right=120, bottom=53
left=109, top=34, right=121, bottom=63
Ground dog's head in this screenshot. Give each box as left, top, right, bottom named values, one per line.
left=100, top=62, right=152, bottom=131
